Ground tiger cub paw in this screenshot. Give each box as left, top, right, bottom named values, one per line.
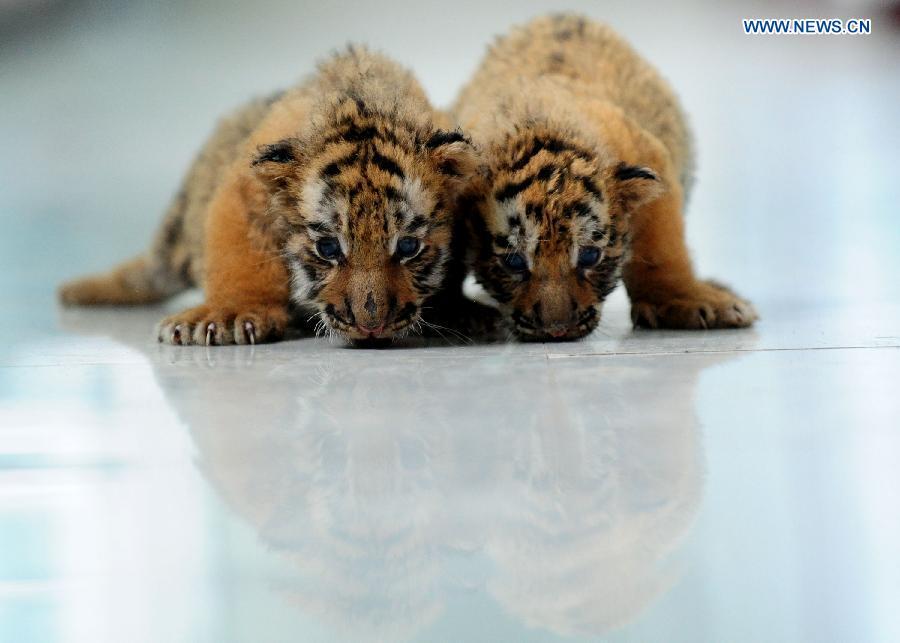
left=631, top=280, right=757, bottom=330
left=157, top=304, right=289, bottom=345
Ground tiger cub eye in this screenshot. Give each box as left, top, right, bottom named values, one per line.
left=577, top=246, right=601, bottom=268
left=316, top=237, right=342, bottom=260
left=503, top=253, right=528, bottom=272
left=395, top=236, right=421, bottom=259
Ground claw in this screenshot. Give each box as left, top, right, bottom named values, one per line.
left=206, top=322, right=215, bottom=346
left=173, top=324, right=183, bottom=345
left=244, top=320, right=256, bottom=345
left=698, top=307, right=709, bottom=330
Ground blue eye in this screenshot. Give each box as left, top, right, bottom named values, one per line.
left=503, top=253, right=528, bottom=272
left=316, top=237, right=342, bottom=260
left=396, top=236, right=421, bottom=259
left=577, top=246, right=601, bottom=268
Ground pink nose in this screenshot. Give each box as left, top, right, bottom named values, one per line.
left=548, top=328, right=568, bottom=338
left=357, top=323, right=385, bottom=336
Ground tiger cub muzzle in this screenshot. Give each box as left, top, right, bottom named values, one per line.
left=323, top=267, right=421, bottom=341
left=508, top=269, right=601, bottom=341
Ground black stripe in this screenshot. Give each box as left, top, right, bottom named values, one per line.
left=407, top=215, right=428, bottom=231
left=425, top=130, right=469, bottom=148
left=494, top=175, right=533, bottom=201
left=591, top=258, right=623, bottom=300
left=510, top=137, right=568, bottom=171
left=320, top=161, right=342, bottom=177
left=322, top=122, right=400, bottom=148
left=320, top=155, right=354, bottom=178
left=346, top=180, right=363, bottom=201
left=319, top=148, right=364, bottom=179
left=615, top=163, right=658, bottom=182
left=535, top=165, right=555, bottom=182
left=571, top=200, right=594, bottom=219
left=495, top=162, right=562, bottom=201
left=343, top=125, right=378, bottom=142
left=579, top=176, right=604, bottom=202
left=525, top=202, right=544, bottom=221
left=412, top=251, right=441, bottom=285
left=341, top=117, right=404, bottom=145
left=301, top=264, right=317, bottom=283
left=387, top=295, right=397, bottom=319
left=351, top=96, right=369, bottom=116
left=393, top=302, right=418, bottom=324
left=371, top=150, right=405, bottom=178
left=324, top=303, right=351, bottom=327
left=306, top=252, right=335, bottom=269
left=343, top=297, right=356, bottom=325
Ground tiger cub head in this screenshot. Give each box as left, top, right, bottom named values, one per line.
left=253, top=99, right=476, bottom=344
left=466, top=124, right=663, bottom=341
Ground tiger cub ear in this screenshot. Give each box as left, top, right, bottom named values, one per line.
left=424, top=130, right=479, bottom=192
left=610, top=162, right=666, bottom=210
left=251, top=138, right=303, bottom=189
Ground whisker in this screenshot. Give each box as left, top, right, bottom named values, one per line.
left=418, top=318, right=473, bottom=346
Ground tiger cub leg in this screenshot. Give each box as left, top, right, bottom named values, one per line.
left=157, top=174, right=290, bottom=345
left=623, top=184, right=757, bottom=330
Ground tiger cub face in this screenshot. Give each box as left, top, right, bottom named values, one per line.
left=253, top=100, right=476, bottom=343
left=468, top=126, right=663, bottom=341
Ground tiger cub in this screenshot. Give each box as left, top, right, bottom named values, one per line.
left=60, top=46, right=478, bottom=346
left=453, top=15, right=757, bottom=340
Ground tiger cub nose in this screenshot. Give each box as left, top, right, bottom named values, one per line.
left=364, top=291, right=377, bottom=318
left=356, top=291, right=387, bottom=335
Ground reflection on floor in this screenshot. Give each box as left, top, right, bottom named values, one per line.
left=160, top=328, right=709, bottom=641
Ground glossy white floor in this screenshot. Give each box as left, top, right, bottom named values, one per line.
left=2, top=1, right=899, bottom=642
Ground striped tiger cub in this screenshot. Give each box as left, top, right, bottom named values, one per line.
left=453, top=14, right=757, bottom=340
left=60, top=46, right=481, bottom=346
